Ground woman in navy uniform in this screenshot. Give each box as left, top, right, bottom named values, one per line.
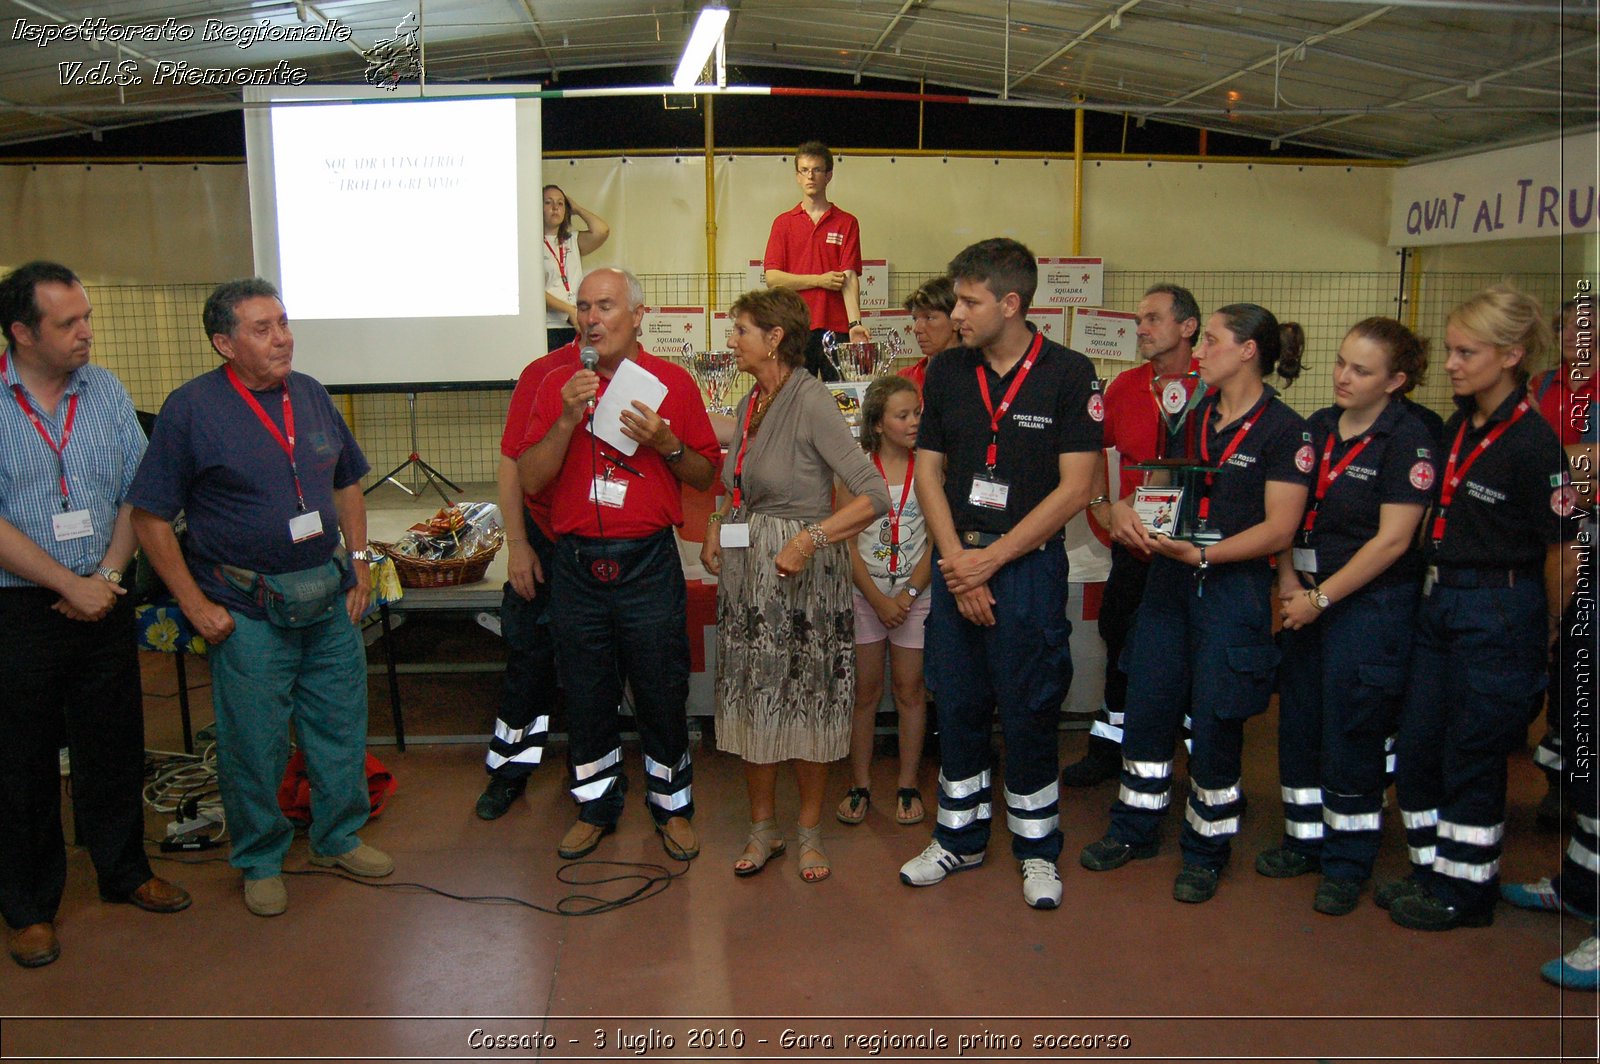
left=1081, top=304, right=1311, bottom=904
left=1385, top=284, right=1579, bottom=931
left=1260, top=318, right=1436, bottom=915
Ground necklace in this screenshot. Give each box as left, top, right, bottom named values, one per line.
left=747, top=369, right=792, bottom=436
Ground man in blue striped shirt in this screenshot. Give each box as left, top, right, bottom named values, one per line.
left=0, top=261, right=190, bottom=970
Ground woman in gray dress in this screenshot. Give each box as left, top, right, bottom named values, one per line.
left=700, top=287, right=888, bottom=882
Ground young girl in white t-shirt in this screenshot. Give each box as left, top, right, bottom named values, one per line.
left=836, top=374, right=931, bottom=827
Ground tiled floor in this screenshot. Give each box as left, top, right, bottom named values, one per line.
left=4, top=484, right=1595, bottom=1060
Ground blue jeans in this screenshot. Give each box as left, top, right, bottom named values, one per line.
left=1111, top=557, right=1278, bottom=870
left=209, top=609, right=371, bottom=879
left=551, top=530, right=693, bottom=827
left=925, top=544, right=1071, bottom=861
left=1276, top=579, right=1416, bottom=881
left=1396, top=577, right=1546, bottom=913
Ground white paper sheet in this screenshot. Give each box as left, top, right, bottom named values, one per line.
left=590, top=357, right=669, bottom=456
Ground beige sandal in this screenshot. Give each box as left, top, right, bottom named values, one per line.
left=797, top=823, right=831, bottom=883
left=733, top=818, right=786, bottom=877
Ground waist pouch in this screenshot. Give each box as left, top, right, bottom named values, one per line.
left=221, top=556, right=345, bottom=628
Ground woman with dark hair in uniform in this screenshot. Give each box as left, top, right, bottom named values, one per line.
left=1258, top=318, right=1437, bottom=915
left=1383, top=284, right=1580, bottom=933
left=1081, top=304, right=1311, bottom=904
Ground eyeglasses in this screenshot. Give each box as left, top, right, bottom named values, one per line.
left=797, top=167, right=830, bottom=176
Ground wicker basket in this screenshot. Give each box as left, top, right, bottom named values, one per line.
left=371, top=532, right=502, bottom=589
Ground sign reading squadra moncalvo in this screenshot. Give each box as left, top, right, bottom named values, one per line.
left=1389, top=131, right=1598, bottom=246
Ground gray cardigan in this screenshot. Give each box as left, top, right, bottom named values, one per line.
left=721, top=369, right=889, bottom=521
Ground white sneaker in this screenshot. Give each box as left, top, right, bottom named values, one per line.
left=899, top=840, right=984, bottom=886
left=1021, top=858, right=1062, bottom=909
left=1541, top=934, right=1600, bottom=991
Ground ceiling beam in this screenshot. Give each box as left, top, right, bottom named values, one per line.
left=1152, top=6, right=1396, bottom=110
left=1007, top=0, right=1147, bottom=94
left=1276, top=38, right=1599, bottom=142
left=853, top=0, right=919, bottom=81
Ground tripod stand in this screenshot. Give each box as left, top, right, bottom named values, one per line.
left=365, top=391, right=460, bottom=506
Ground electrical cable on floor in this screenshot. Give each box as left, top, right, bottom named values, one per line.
left=280, top=854, right=690, bottom=916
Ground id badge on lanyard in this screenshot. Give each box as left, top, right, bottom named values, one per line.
left=590, top=474, right=628, bottom=509
left=969, top=473, right=1010, bottom=510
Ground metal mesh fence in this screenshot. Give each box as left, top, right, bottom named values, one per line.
left=79, top=268, right=1570, bottom=485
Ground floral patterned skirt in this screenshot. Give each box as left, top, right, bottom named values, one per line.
left=714, top=510, right=855, bottom=764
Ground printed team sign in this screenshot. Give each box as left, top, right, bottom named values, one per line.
left=743, top=259, right=889, bottom=311
left=859, top=259, right=889, bottom=310
left=642, top=306, right=705, bottom=358
left=1071, top=307, right=1139, bottom=362
left=1036, top=257, right=1105, bottom=308
left=862, top=307, right=913, bottom=345
left=1025, top=306, right=1065, bottom=344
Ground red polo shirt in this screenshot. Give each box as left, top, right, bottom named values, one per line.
left=500, top=345, right=575, bottom=541
left=1531, top=365, right=1596, bottom=446
left=763, top=202, right=863, bottom=333
left=522, top=345, right=721, bottom=538
left=1103, top=357, right=1203, bottom=495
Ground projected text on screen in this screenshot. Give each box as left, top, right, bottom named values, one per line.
left=270, top=97, right=519, bottom=320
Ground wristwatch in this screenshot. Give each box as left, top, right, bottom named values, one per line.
left=664, top=443, right=686, bottom=464
left=96, top=566, right=122, bottom=583
left=904, top=585, right=921, bottom=600
left=847, top=319, right=863, bottom=329
left=1308, top=586, right=1330, bottom=611
left=1196, top=545, right=1209, bottom=573
left=348, top=547, right=379, bottom=564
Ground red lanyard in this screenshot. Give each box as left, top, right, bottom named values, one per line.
left=729, top=390, right=761, bottom=509
left=1302, top=432, right=1375, bottom=533
left=1430, top=399, right=1530, bottom=544
left=225, top=365, right=307, bottom=512
left=873, top=450, right=915, bottom=571
left=975, top=331, right=1044, bottom=470
left=2, top=353, right=79, bottom=508
left=1196, top=399, right=1268, bottom=523
left=545, top=239, right=568, bottom=288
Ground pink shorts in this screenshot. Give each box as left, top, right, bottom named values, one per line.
left=852, top=588, right=931, bottom=649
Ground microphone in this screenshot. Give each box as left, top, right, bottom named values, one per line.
left=579, top=345, right=599, bottom=409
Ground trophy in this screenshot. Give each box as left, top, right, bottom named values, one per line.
left=689, top=346, right=738, bottom=415
left=1128, top=375, right=1219, bottom=543
left=822, top=329, right=898, bottom=381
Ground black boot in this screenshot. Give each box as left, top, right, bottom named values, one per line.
left=1060, top=735, right=1121, bottom=788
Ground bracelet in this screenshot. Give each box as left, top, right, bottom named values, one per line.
left=791, top=534, right=817, bottom=559
left=1087, top=495, right=1111, bottom=508
left=707, top=512, right=725, bottom=524
left=802, top=522, right=830, bottom=549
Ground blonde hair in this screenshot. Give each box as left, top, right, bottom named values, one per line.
left=1447, top=283, right=1551, bottom=386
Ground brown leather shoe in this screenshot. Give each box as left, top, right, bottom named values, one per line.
left=657, top=816, right=699, bottom=861
left=558, top=819, right=613, bottom=859
left=117, top=877, right=192, bottom=914
left=8, top=923, right=60, bottom=968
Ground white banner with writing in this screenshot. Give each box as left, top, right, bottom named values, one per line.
left=1071, top=307, right=1139, bottom=361
left=1036, top=257, right=1105, bottom=308
left=642, top=306, right=706, bottom=358
left=1389, top=132, right=1598, bottom=246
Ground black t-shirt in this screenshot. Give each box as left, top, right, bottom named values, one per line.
left=1179, top=386, right=1312, bottom=539
left=919, top=329, right=1102, bottom=536
left=1301, top=401, right=1436, bottom=585
left=1433, top=386, right=1576, bottom=568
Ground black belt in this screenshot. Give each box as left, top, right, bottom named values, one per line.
left=1431, top=564, right=1539, bottom=589
left=959, top=530, right=1062, bottom=551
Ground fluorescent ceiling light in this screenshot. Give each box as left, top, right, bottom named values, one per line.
left=673, top=7, right=729, bottom=89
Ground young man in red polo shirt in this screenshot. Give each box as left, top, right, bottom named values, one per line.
left=763, top=140, right=870, bottom=382
left=518, top=267, right=720, bottom=864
